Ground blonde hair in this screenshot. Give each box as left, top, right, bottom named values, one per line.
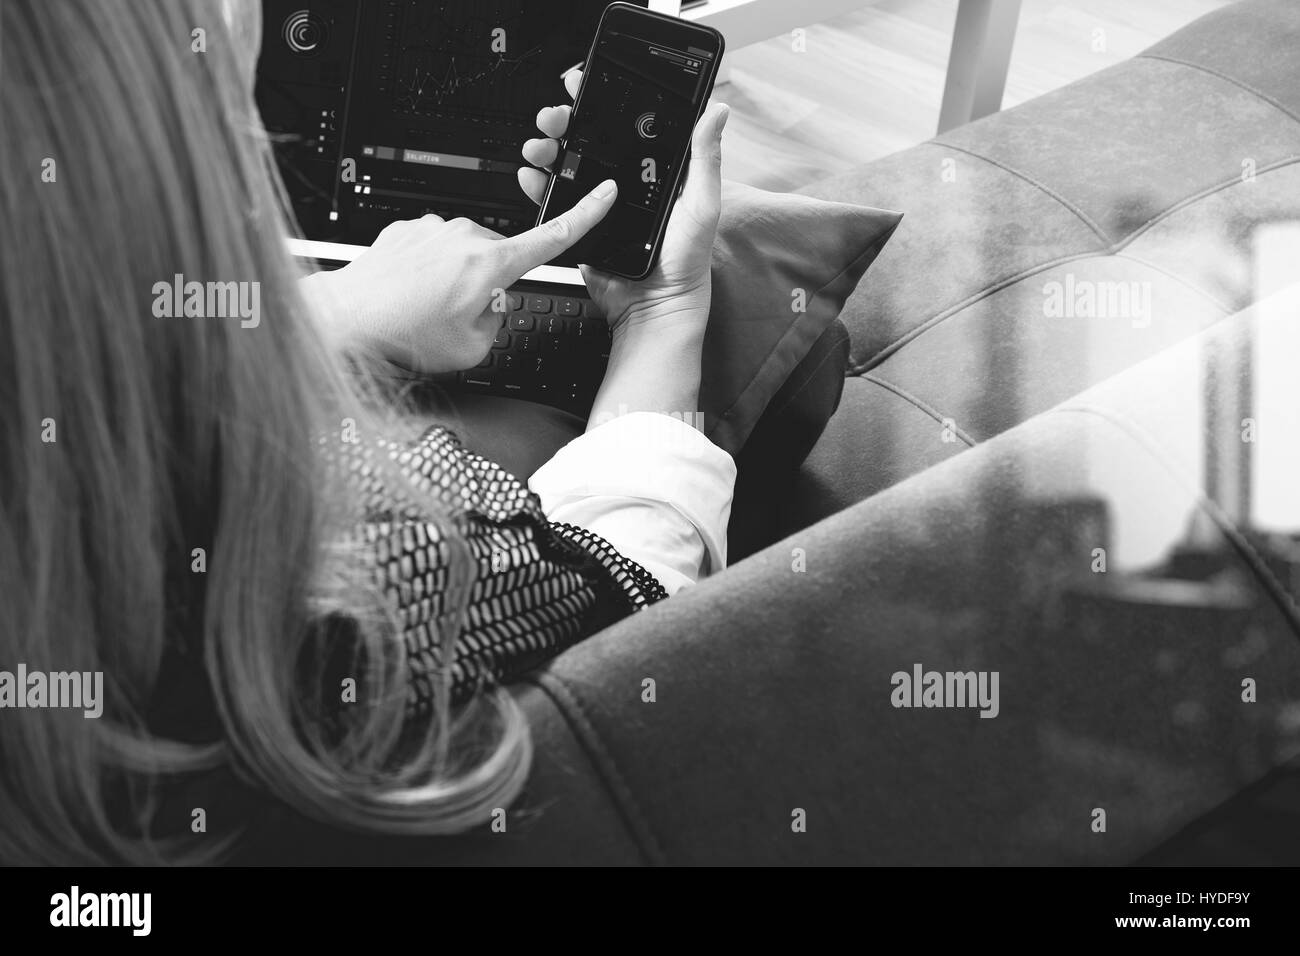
left=0, top=0, right=529, bottom=864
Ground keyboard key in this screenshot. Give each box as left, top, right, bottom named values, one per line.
left=451, top=287, right=604, bottom=411
left=572, top=318, right=607, bottom=348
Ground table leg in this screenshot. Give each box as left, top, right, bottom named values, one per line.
left=937, top=0, right=1022, bottom=134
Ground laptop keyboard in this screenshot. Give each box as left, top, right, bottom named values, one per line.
left=454, top=284, right=611, bottom=414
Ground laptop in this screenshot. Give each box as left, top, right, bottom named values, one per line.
left=256, top=0, right=677, bottom=414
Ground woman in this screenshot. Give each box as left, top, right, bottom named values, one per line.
left=0, top=0, right=732, bottom=863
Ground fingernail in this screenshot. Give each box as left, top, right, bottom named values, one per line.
left=716, top=104, right=730, bottom=132
left=593, top=179, right=617, bottom=199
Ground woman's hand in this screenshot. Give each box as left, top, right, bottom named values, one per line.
left=301, top=179, right=617, bottom=374
left=517, top=69, right=730, bottom=342
left=519, top=72, right=729, bottom=426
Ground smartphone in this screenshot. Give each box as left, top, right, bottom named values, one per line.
left=535, top=2, right=724, bottom=279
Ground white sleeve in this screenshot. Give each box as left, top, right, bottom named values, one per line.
left=528, top=412, right=736, bottom=595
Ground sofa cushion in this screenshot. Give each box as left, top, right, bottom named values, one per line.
left=1143, top=0, right=1300, bottom=120
left=779, top=372, right=974, bottom=534
left=791, top=0, right=1300, bottom=527
left=701, top=181, right=900, bottom=455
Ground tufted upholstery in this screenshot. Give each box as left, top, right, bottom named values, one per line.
left=783, top=0, right=1300, bottom=535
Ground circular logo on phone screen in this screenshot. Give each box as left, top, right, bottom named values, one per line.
left=635, top=112, right=658, bottom=140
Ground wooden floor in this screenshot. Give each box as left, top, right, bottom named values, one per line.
left=718, top=0, right=1235, bottom=191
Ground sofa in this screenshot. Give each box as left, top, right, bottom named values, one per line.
left=251, top=0, right=1300, bottom=864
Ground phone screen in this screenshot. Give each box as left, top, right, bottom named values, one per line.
left=537, top=5, right=722, bottom=278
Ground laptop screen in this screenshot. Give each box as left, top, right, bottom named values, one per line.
left=256, top=0, right=652, bottom=249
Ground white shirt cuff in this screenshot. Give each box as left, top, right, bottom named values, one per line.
left=529, top=412, right=736, bottom=595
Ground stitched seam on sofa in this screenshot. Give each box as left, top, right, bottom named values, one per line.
left=525, top=670, right=669, bottom=865
left=852, top=154, right=1300, bottom=375
left=1105, top=154, right=1300, bottom=249
left=1054, top=403, right=1300, bottom=641
left=851, top=248, right=1105, bottom=374
left=710, top=224, right=899, bottom=439
left=1136, top=53, right=1300, bottom=128
left=930, top=140, right=1112, bottom=243
left=860, top=372, right=977, bottom=446
left=1111, top=250, right=1237, bottom=315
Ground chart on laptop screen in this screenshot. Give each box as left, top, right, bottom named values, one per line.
left=255, top=0, right=650, bottom=247
left=386, top=4, right=540, bottom=117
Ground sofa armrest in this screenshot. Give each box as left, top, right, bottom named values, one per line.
left=501, top=285, right=1300, bottom=865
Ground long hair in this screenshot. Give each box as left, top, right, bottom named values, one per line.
left=0, top=0, right=530, bottom=864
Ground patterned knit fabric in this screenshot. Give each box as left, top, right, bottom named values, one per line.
left=328, top=425, right=668, bottom=716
